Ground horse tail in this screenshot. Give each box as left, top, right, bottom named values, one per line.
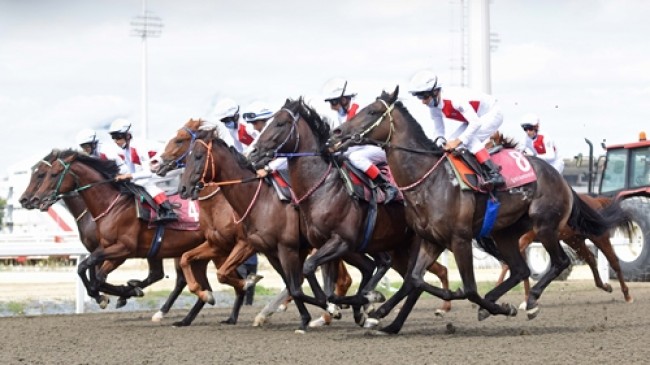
left=567, top=190, right=630, bottom=237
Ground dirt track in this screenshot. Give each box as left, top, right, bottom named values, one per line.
left=1, top=280, right=650, bottom=365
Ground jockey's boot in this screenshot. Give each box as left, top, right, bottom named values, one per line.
left=480, top=159, right=505, bottom=190
left=154, top=200, right=178, bottom=223
left=373, top=174, right=399, bottom=203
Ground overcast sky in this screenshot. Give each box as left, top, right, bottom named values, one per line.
left=1, top=0, right=649, bottom=177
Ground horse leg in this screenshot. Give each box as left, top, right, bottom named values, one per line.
left=127, top=257, right=165, bottom=288
left=527, top=228, right=570, bottom=319
left=179, top=242, right=215, bottom=303
left=170, top=258, right=214, bottom=327
left=253, top=288, right=291, bottom=327
left=77, top=254, right=109, bottom=308
left=451, top=237, right=515, bottom=319
left=377, top=287, right=424, bottom=335
left=589, top=234, right=633, bottom=303
left=172, top=299, right=206, bottom=327
left=270, top=248, right=316, bottom=332
left=152, top=258, right=187, bottom=322
left=427, top=261, right=451, bottom=314
left=565, top=236, right=611, bottom=292
left=214, top=239, right=258, bottom=324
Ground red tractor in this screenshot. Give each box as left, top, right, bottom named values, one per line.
left=587, top=132, right=650, bottom=281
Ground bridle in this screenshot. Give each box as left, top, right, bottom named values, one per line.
left=162, top=126, right=199, bottom=170
left=346, top=98, right=396, bottom=148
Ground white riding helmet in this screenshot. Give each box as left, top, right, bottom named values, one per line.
left=521, top=113, right=541, bottom=130
left=409, top=70, right=441, bottom=95
left=243, top=101, right=274, bottom=123
left=213, top=98, right=240, bottom=121
left=322, top=78, right=357, bottom=101
left=76, top=128, right=98, bottom=145
left=108, top=118, right=132, bottom=134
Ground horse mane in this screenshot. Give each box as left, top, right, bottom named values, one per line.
left=378, top=91, right=443, bottom=155
left=59, top=149, right=121, bottom=180
left=491, top=132, right=519, bottom=149
left=287, top=98, right=331, bottom=147
left=195, top=129, right=256, bottom=172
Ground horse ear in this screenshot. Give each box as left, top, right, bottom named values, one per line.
left=389, top=85, right=399, bottom=103
left=284, top=98, right=291, bottom=106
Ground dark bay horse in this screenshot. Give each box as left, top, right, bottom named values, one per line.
left=156, top=118, right=353, bottom=327
left=179, top=128, right=384, bottom=331
left=248, top=98, right=452, bottom=314
left=487, top=133, right=632, bottom=303
left=28, top=150, right=216, bottom=325
left=328, top=87, right=629, bottom=334
left=18, top=151, right=190, bottom=319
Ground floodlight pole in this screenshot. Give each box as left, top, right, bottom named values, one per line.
left=131, top=0, right=162, bottom=140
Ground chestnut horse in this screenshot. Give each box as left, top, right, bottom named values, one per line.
left=179, top=129, right=385, bottom=331
left=19, top=151, right=188, bottom=317
left=248, top=98, right=451, bottom=314
left=27, top=150, right=232, bottom=325
left=487, top=133, right=632, bottom=303
left=155, top=118, right=353, bottom=309
left=328, top=87, right=630, bottom=334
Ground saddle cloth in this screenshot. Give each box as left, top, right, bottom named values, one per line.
left=447, top=148, right=537, bottom=192
left=136, top=194, right=200, bottom=230
left=342, top=161, right=403, bottom=204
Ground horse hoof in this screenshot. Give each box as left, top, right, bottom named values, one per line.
left=364, top=317, right=380, bottom=329
left=326, top=303, right=341, bottom=320
left=434, top=309, right=446, bottom=317
left=199, top=291, right=215, bottom=305
left=252, top=314, right=268, bottom=327
left=116, top=297, right=127, bottom=309
left=527, top=305, right=540, bottom=320
left=518, top=301, right=527, bottom=311
left=294, top=329, right=306, bottom=335
left=366, top=329, right=390, bottom=336
left=309, top=314, right=331, bottom=328
left=243, top=274, right=264, bottom=290
left=151, top=311, right=164, bottom=322
left=220, top=318, right=236, bottom=325
left=365, top=291, right=386, bottom=304
left=98, top=295, right=109, bottom=310
left=603, top=284, right=613, bottom=293
left=478, top=308, right=491, bottom=321
left=133, top=287, right=144, bottom=297
left=503, top=303, right=518, bottom=317
left=127, top=279, right=143, bottom=287
left=172, top=321, right=190, bottom=327
left=277, top=303, right=288, bottom=312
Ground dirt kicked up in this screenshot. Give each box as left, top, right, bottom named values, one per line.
left=2, top=281, right=650, bottom=365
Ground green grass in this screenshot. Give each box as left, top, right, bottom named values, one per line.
left=2, top=301, right=26, bottom=315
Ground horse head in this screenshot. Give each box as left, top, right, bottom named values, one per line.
left=156, top=118, right=204, bottom=176
left=19, top=150, right=62, bottom=209
left=328, top=86, right=399, bottom=153
left=32, top=150, right=119, bottom=212
left=179, top=128, right=218, bottom=200
left=249, top=97, right=329, bottom=169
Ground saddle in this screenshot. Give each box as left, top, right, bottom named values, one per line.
left=122, top=183, right=200, bottom=231
left=268, top=169, right=293, bottom=202
left=338, top=159, right=403, bottom=204
left=447, top=148, right=537, bottom=193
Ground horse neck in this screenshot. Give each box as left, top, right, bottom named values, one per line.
left=209, top=142, right=271, bottom=219
left=62, top=195, right=99, bottom=252
left=70, top=163, right=124, bottom=222
left=287, top=120, right=333, bottom=197
left=384, top=111, right=446, bottom=187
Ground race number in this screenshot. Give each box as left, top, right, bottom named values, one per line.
left=187, top=201, right=200, bottom=222
left=508, top=150, right=531, bottom=172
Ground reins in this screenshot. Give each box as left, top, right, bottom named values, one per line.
left=195, top=138, right=263, bottom=224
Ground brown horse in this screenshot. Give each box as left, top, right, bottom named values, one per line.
left=155, top=118, right=354, bottom=327
left=248, top=98, right=452, bottom=314
left=27, top=150, right=222, bottom=325
left=487, top=133, right=632, bottom=303
left=328, top=87, right=630, bottom=334
left=178, top=128, right=387, bottom=331
left=19, top=151, right=171, bottom=311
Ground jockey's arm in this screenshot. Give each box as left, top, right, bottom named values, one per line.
left=456, top=101, right=482, bottom=146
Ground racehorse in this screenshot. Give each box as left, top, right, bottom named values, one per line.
left=487, top=133, right=632, bottom=303
left=248, top=98, right=452, bottom=314
left=18, top=151, right=180, bottom=314
left=27, top=150, right=219, bottom=325
left=328, top=87, right=630, bottom=334
left=178, top=128, right=384, bottom=331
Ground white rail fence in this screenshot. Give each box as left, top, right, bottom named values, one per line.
left=0, top=232, right=88, bottom=314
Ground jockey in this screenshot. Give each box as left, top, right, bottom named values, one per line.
left=243, top=101, right=274, bottom=140
left=109, top=118, right=178, bottom=223
left=409, top=70, right=505, bottom=189
left=213, top=98, right=256, bottom=153
left=520, top=113, right=564, bottom=173
left=323, top=78, right=398, bottom=203
left=76, top=128, right=109, bottom=159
